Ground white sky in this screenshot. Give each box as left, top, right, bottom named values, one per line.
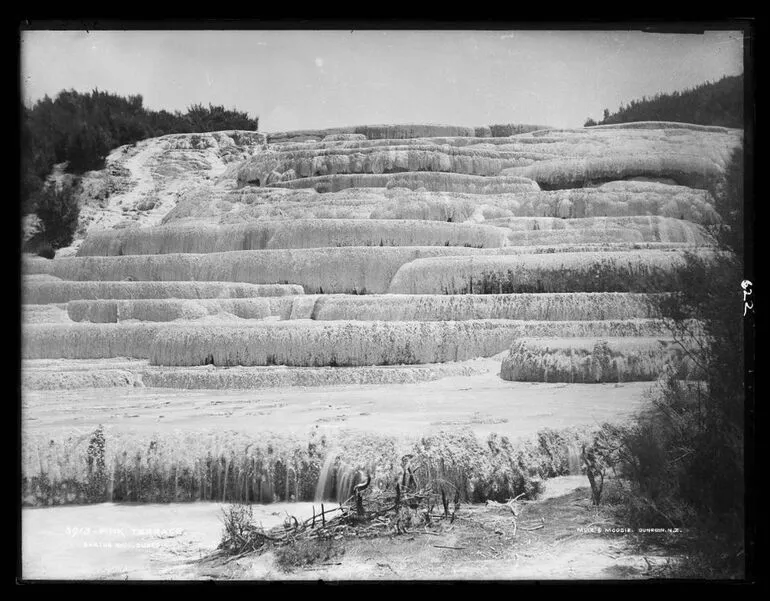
left=20, top=28, right=745, bottom=131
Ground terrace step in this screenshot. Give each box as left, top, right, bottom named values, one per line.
left=387, top=250, right=706, bottom=294
left=21, top=358, right=490, bottom=390
left=263, top=172, right=540, bottom=194
left=22, top=280, right=303, bottom=304
left=76, top=219, right=510, bottom=256
left=24, top=247, right=703, bottom=295
left=21, top=319, right=686, bottom=364
left=62, top=293, right=665, bottom=324
left=500, top=336, right=704, bottom=382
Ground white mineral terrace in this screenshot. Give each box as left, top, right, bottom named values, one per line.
left=23, top=123, right=730, bottom=385
left=22, top=123, right=726, bottom=522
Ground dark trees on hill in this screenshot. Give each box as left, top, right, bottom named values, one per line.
left=584, top=74, right=744, bottom=129
left=21, top=89, right=259, bottom=215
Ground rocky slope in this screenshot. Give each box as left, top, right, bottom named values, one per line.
left=54, top=131, right=264, bottom=256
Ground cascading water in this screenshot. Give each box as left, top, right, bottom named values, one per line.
left=567, top=443, right=583, bottom=475
left=314, top=452, right=364, bottom=503
left=335, top=463, right=359, bottom=504
left=314, top=453, right=338, bottom=502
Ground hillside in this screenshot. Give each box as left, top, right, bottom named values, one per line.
left=21, top=90, right=260, bottom=219
left=586, top=74, right=744, bottom=128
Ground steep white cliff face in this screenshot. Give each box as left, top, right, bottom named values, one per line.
left=56, top=131, right=263, bottom=256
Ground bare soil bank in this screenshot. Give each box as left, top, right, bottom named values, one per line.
left=22, top=477, right=679, bottom=581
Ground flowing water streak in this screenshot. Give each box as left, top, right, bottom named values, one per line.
left=314, top=453, right=364, bottom=503
left=314, top=452, right=338, bottom=502
left=567, top=444, right=583, bottom=475
left=335, top=462, right=359, bottom=504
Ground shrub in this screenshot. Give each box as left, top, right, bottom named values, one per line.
left=35, top=181, right=81, bottom=249
left=274, top=537, right=343, bottom=572
left=85, top=425, right=107, bottom=502
left=36, top=242, right=56, bottom=259
left=217, top=503, right=276, bottom=555
left=594, top=145, right=747, bottom=578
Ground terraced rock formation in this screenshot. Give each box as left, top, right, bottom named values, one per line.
left=23, top=121, right=739, bottom=389
left=21, top=122, right=739, bottom=510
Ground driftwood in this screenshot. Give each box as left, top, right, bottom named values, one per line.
left=215, top=469, right=463, bottom=559
left=483, top=494, right=546, bottom=538
left=485, top=493, right=525, bottom=517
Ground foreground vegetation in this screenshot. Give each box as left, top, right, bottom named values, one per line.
left=582, top=145, right=748, bottom=578
left=22, top=426, right=593, bottom=507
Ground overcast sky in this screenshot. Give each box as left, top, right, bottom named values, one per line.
left=20, top=28, right=744, bottom=131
